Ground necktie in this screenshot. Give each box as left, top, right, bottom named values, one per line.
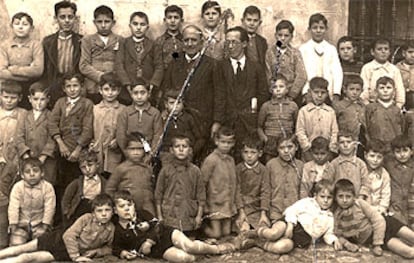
left=236, top=61, right=242, bottom=76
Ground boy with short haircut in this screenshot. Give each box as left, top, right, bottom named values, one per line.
left=296, top=77, right=339, bottom=161
left=300, top=136, right=330, bottom=198
left=0, top=12, right=44, bottom=109
left=160, top=89, right=204, bottom=162
left=154, top=5, right=185, bottom=70
left=201, top=127, right=242, bottom=238
left=8, top=158, right=55, bottom=246
left=366, top=76, right=403, bottom=153
left=79, top=5, right=123, bottom=104
left=333, top=74, right=366, bottom=157
left=361, top=38, right=405, bottom=108
left=16, top=83, right=56, bottom=185
left=256, top=135, right=303, bottom=242
left=396, top=40, right=414, bottom=109
left=299, top=13, right=342, bottom=102
left=323, top=131, right=369, bottom=197
left=116, top=80, right=162, bottom=155
left=384, top=135, right=414, bottom=225
left=258, top=179, right=340, bottom=254
left=155, top=135, right=206, bottom=232
left=62, top=150, right=107, bottom=228
left=115, top=11, right=163, bottom=105
left=258, top=74, right=298, bottom=162
left=337, top=36, right=363, bottom=76
left=106, top=132, right=156, bottom=216
left=235, top=136, right=270, bottom=232
left=241, top=5, right=268, bottom=69
left=42, top=1, right=82, bottom=107
left=0, top=194, right=115, bottom=262
left=334, top=179, right=414, bottom=258
left=90, top=73, right=125, bottom=176
left=265, top=20, right=307, bottom=102
left=49, top=73, right=93, bottom=211
left=363, top=140, right=390, bottom=214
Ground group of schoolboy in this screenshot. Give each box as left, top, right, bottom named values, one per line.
left=1, top=0, right=414, bottom=262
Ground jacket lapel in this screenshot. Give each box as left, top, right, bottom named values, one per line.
left=44, top=33, right=59, bottom=69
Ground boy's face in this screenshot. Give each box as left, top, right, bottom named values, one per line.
left=11, top=17, right=33, bottom=38
left=225, top=31, right=247, bottom=60
left=338, top=136, right=355, bottom=156
left=364, top=150, right=384, bottom=170
left=21, top=163, right=43, bottom=187
left=130, top=85, right=149, bottom=107
left=371, top=43, right=390, bottom=64
left=170, top=139, right=191, bottom=160
left=315, top=189, right=333, bottom=210
left=270, top=79, right=288, bottom=99
left=394, top=147, right=412, bottom=164
left=277, top=139, right=297, bottom=162
left=338, top=41, right=356, bottom=62
left=202, top=7, right=220, bottom=29
left=164, top=12, right=183, bottom=32
left=241, top=145, right=262, bottom=166
left=343, top=83, right=362, bottom=102
left=312, top=148, right=329, bottom=165
left=376, top=82, right=394, bottom=102
left=183, top=27, right=203, bottom=56
left=93, top=14, right=115, bottom=36
left=63, top=78, right=82, bottom=99
left=99, top=84, right=120, bottom=103
left=215, top=135, right=235, bottom=154
left=1, top=91, right=21, bottom=110
left=126, top=141, right=145, bottom=163
left=309, top=21, right=326, bottom=43
left=55, top=7, right=76, bottom=33
left=93, top=204, right=113, bottom=224
left=29, top=91, right=49, bottom=111
left=275, top=29, right=292, bottom=49
left=241, top=13, right=262, bottom=35
left=403, top=47, right=414, bottom=65
left=310, top=87, right=328, bottom=106
left=115, top=198, right=136, bottom=221
left=129, top=16, right=149, bottom=39
left=165, top=97, right=183, bottom=116
left=79, top=160, right=99, bottom=178
left=335, top=189, right=355, bottom=209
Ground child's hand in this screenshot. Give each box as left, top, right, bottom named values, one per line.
left=139, top=240, right=154, bottom=255
left=194, top=215, right=202, bottom=229
left=333, top=239, right=342, bottom=251
left=371, top=245, right=383, bottom=256
left=38, top=155, right=47, bottom=164
left=284, top=223, right=294, bottom=239
left=58, top=142, right=71, bottom=158
left=236, top=212, right=247, bottom=229
left=7, top=65, right=20, bottom=75
left=120, top=250, right=138, bottom=260
left=108, top=139, right=118, bottom=150
left=258, top=213, right=270, bottom=227
left=74, top=256, right=92, bottom=262
left=34, top=224, right=48, bottom=236
left=83, top=249, right=98, bottom=258
left=68, top=147, right=81, bottom=162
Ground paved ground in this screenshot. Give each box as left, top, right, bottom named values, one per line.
left=94, top=244, right=412, bottom=263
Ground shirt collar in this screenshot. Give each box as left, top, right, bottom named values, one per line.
left=270, top=97, right=290, bottom=105
left=307, top=102, right=329, bottom=112
left=166, top=30, right=182, bottom=39
left=185, top=52, right=201, bottom=63
left=97, top=100, right=120, bottom=109
left=230, top=55, right=246, bottom=68
left=67, top=96, right=81, bottom=105
left=377, top=99, right=394, bottom=108
left=132, top=36, right=145, bottom=43
left=58, top=31, right=73, bottom=40
left=372, top=59, right=391, bottom=70
left=132, top=102, right=151, bottom=113
left=84, top=174, right=99, bottom=181
left=10, top=37, right=31, bottom=47
left=24, top=180, right=43, bottom=189
left=241, top=161, right=261, bottom=174
left=337, top=155, right=357, bottom=165
left=213, top=149, right=232, bottom=161
left=342, top=97, right=364, bottom=107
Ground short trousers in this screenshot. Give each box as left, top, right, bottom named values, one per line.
left=37, top=228, right=71, bottom=261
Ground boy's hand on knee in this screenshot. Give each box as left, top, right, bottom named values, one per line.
left=139, top=239, right=155, bottom=255
left=371, top=245, right=383, bottom=256
left=57, top=142, right=71, bottom=158
left=68, top=146, right=81, bottom=162
left=83, top=249, right=98, bottom=258
left=74, top=256, right=92, bottom=262
left=284, top=223, right=294, bottom=239
left=195, top=215, right=202, bottom=229
left=333, top=239, right=342, bottom=251
left=258, top=212, right=270, bottom=227
left=343, top=240, right=359, bottom=252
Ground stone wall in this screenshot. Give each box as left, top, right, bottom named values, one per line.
left=2, top=0, right=348, bottom=48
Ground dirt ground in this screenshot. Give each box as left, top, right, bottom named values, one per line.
left=94, top=244, right=412, bottom=263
